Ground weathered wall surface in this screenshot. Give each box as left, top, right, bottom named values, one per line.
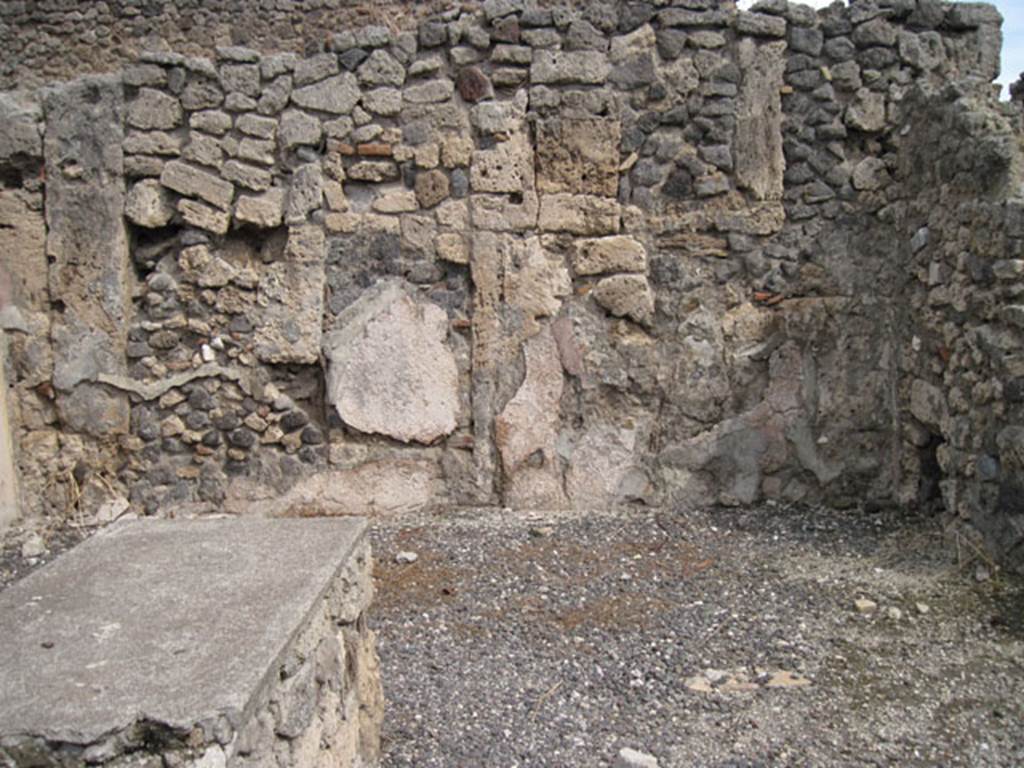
left=0, top=0, right=453, bottom=93
left=0, top=0, right=1020, bottom=568
left=897, top=82, right=1024, bottom=571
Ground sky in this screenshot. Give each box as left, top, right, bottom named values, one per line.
left=737, top=0, right=1023, bottom=97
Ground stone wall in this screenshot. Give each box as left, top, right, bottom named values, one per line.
left=896, top=81, right=1024, bottom=571
left=0, top=0, right=1021, bottom=568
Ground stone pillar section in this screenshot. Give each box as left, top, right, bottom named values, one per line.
left=735, top=39, right=786, bottom=202
left=0, top=346, right=18, bottom=530
left=43, top=76, right=131, bottom=436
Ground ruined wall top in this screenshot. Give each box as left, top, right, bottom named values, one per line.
left=0, top=0, right=1007, bottom=93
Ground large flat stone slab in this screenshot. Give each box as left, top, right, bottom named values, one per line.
left=0, top=517, right=379, bottom=764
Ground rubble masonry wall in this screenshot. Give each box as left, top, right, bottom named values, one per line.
left=0, top=0, right=1021, bottom=570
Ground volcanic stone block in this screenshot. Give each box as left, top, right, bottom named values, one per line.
left=44, top=75, right=130, bottom=436
left=415, top=169, right=450, bottom=208
left=0, top=91, right=42, bottom=163
left=357, top=49, right=406, bottom=87
left=291, top=73, right=361, bottom=114
left=126, top=87, right=182, bottom=130
left=846, top=87, right=887, bottom=132
left=323, top=280, right=459, bottom=445
left=0, top=517, right=381, bottom=767
left=536, top=118, right=621, bottom=196
left=456, top=66, right=493, bottom=102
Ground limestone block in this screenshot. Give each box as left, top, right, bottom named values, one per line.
left=182, top=133, right=224, bottom=166
left=505, top=237, right=571, bottom=335
left=178, top=198, right=231, bottom=234
left=125, top=179, right=175, bottom=228
left=235, top=188, right=286, bottom=228
left=123, top=130, right=182, bottom=157
left=471, top=132, right=534, bottom=194
left=437, top=199, right=468, bottom=229
left=495, top=327, right=567, bottom=509
left=538, top=194, right=620, bottom=235
left=161, top=160, right=235, bottom=209
left=592, top=274, right=655, bottom=325
left=531, top=50, right=612, bottom=84
left=236, top=113, right=277, bottom=140
left=572, top=236, right=647, bottom=276
left=663, top=56, right=700, bottom=96
left=238, top=137, right=276, bottom=166
left=0, top=191, right=47, bottom=311
left=253, top=233, right=325, bottom=363
left=567, top=424, right=651, bottom=508
left=472, top=191, right=539, bottom=231
left=441, top=134, right=474, bottom=168
left=536, top=117, right=621, bottom=196
left=323, top=281, right=459, bottom=444
left=608, top=25, right=658, bottom=89
left=437, top=233, right=469, bottom=264
left=735, top=39, right=785, bottom=201
left=127, top=87, right=182, bottom=130
left=222, top=159, right=272, bottom=192
left=372, top=188, right=418, bottom=213
left=0, top=349, right=17, bottom=530
left=291, top=73, right=361, bottom=114
left=228, top=461, right=441, bottom=516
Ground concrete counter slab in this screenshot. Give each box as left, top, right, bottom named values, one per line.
left=0, top=517, right=381, bottom=766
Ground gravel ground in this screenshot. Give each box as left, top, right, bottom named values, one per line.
left=370, top=503, right=1024, bottom=768
left=2, top=503, right=1021, bottom=767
